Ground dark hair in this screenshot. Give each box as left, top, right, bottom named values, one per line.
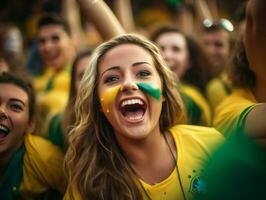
left=61, top=48, right=93, bottom=135
left=228, top=39, right=256, bottom=88
left=150, top=25, right=214, bottom=92
left=37, top=13, right=71, bottom=36
left=0, top=72, right=35, bottom=122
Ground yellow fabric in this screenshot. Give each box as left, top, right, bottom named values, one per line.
left=141, top=125, right=223, bottom=200
left=213, top=88, right=256, bottom=137
left=64, top=125, right=223, bottom=200
left=34, top=67, right=70, bottom=117
left=20, top=134, right=66, bottom=199
left=181, top=84, right=212, bottom=126
left=206, top=73, right=231, bottom=110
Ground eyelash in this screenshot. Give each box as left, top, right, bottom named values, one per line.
left=137, top=70, right=151, bottom=78
left=10, top=104, right=22, bottom=112
left=103, top=70, right=152, bottom=84
left=104, top=75, right=119, bottom=83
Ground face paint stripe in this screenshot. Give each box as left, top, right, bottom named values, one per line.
left=100, top=85, right=121, bottom=113
left=137, top=82, right=162, bottom=100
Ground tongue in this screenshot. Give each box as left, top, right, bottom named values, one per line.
left=124, top=110, right=144, bottom=122
left=0, top=132, right=7, bottom=139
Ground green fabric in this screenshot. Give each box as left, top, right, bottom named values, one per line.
left=44, top=76, right=54, bottom=92
left=0, top=144, right=25, bottom=200
left=195, top=132, right=266, bottom=200
left=47, top=114, right=64, bottom=149
left=179, top=90, right=202, bottom=125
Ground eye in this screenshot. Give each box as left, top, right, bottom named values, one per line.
left=172, top=46, right=180, bottom=52
left=10, top=104, right=23, bottom=112
left=104, top=75, right=120, bottom=84
left=137, top=70, right=151, bottom=78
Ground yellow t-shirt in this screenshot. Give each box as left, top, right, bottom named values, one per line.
left=20, top=134, right=66, bottom=199
left=64, top=125, right=223, bottom=200
left=34, top=67, right=70, bottom=117
left=141, top=125, right=223, bottom=200
left=213, top=88, right=257, bottom=137
left=206, top=73, right=231, bottom=110
left=181, top=84, right=212, bottom=126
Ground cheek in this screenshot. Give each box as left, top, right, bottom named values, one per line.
left=99, top=85, right=121, bottom=113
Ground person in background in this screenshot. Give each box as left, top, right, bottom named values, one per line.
left=34, top=14, right=77, bottom=134
left=203, top=18, right=235, bottom=110
left=47, top=49, right=93, bottom=150
left=195, top=1, right=266, bottom=199
left=63, top=34, right=223, bottom=200
left=0, top=72, right=66, bottom=199
left=150, top=25, right=213, bottom=126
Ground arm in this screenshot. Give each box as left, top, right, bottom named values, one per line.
left=244, top=103, right=266, bottom=139
left=62, top=0, right=84, bottom=49
left=113, top=0, right=135, bottom=32
left=76, top=0, right=125, bottom=40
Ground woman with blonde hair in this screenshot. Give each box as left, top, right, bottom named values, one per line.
left=64, top=34, right=222, bottom=200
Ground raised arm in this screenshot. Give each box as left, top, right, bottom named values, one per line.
left=76, top=0, right=125, bottom=40
left=113, top=0, right=135, bottom=32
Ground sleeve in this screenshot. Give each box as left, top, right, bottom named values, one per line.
left=20, top=134, right=66, bottom=198
left=213, top=92, right=256, bottom=137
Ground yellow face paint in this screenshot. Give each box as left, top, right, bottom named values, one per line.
left=99, top=85, right=121, bottom=114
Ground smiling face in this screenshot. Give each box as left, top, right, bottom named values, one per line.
left=0, top=83, right=31, bottom=156
left=202, top=30, right=230, bottom=74
left=37, top=25, right=74, bottom=71
left=97, top=44, right=163, bottom=142
left=155, top=32, right=190, bottom=79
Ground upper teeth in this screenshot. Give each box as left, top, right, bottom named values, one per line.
left=0, top=124, right=8, bottom=132
left=121, top=99, right=144, bottom=107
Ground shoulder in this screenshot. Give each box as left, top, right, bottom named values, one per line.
left=170, top=124, right=224, bottom=148
left=24, top=134, right=64, bottom=163
left=213, top=88, right=257, bottom=136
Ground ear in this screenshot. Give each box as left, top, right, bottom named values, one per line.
left=162, top=95, right=166, bottom=102
left=26, top=120, right=36, bottom=134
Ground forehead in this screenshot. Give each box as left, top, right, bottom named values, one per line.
left=156, top=32, right=186, bottom=46
left=203, top=30, right=229, bottom=41
left=99, top=44, right=154, bottom=68
left=0, top=83, right=28, bottom=104
left=38, top=24, right=68, bottom=38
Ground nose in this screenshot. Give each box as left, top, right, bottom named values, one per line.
left=0, top=107, right=7, bottom=120
left=120, top=77, right=138, bottom=92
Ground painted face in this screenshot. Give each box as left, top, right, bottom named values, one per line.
left=0, top=83, right=31, bottom=156
left=37, top=25, right=74, bottom=71
left=155, top=32, right=190, bottom=79
left=75, top=56, right=91, bottom=94
left=97, top=44, right=163, bottom=142
left=203, top=30, right=230, bottom=74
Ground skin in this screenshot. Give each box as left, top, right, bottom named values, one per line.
left=243, top=0, right=266, bottom=139
left=0, top=84, right=34, bottom=175
left=37, top=25, right=75, bottom=71
left=97, top=44, right=176, bottom=184
left=155, top=32, right=190, bottom=79
left=202, top=30, right=230, bottom=76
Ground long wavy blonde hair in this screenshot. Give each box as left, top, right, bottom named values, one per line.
left=64, top=34, right=184, bottom=200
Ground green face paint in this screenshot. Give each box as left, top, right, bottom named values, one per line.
left=99, top=85, right=121, bottom=113
left=137, top=82, right=162, bottom=100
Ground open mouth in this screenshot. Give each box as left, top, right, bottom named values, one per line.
left=119, top=98, right=147, bottom=123
left=0, top=124, right=10, bottom=139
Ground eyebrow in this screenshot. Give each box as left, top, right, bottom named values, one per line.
left=10, top=98, right=26, bottom=106
left=101, top=61, right=152, bottom=77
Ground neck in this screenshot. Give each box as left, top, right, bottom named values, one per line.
left=253, top=76, right=266, bottom=102
left=118, top=129, right=176, bottom=184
